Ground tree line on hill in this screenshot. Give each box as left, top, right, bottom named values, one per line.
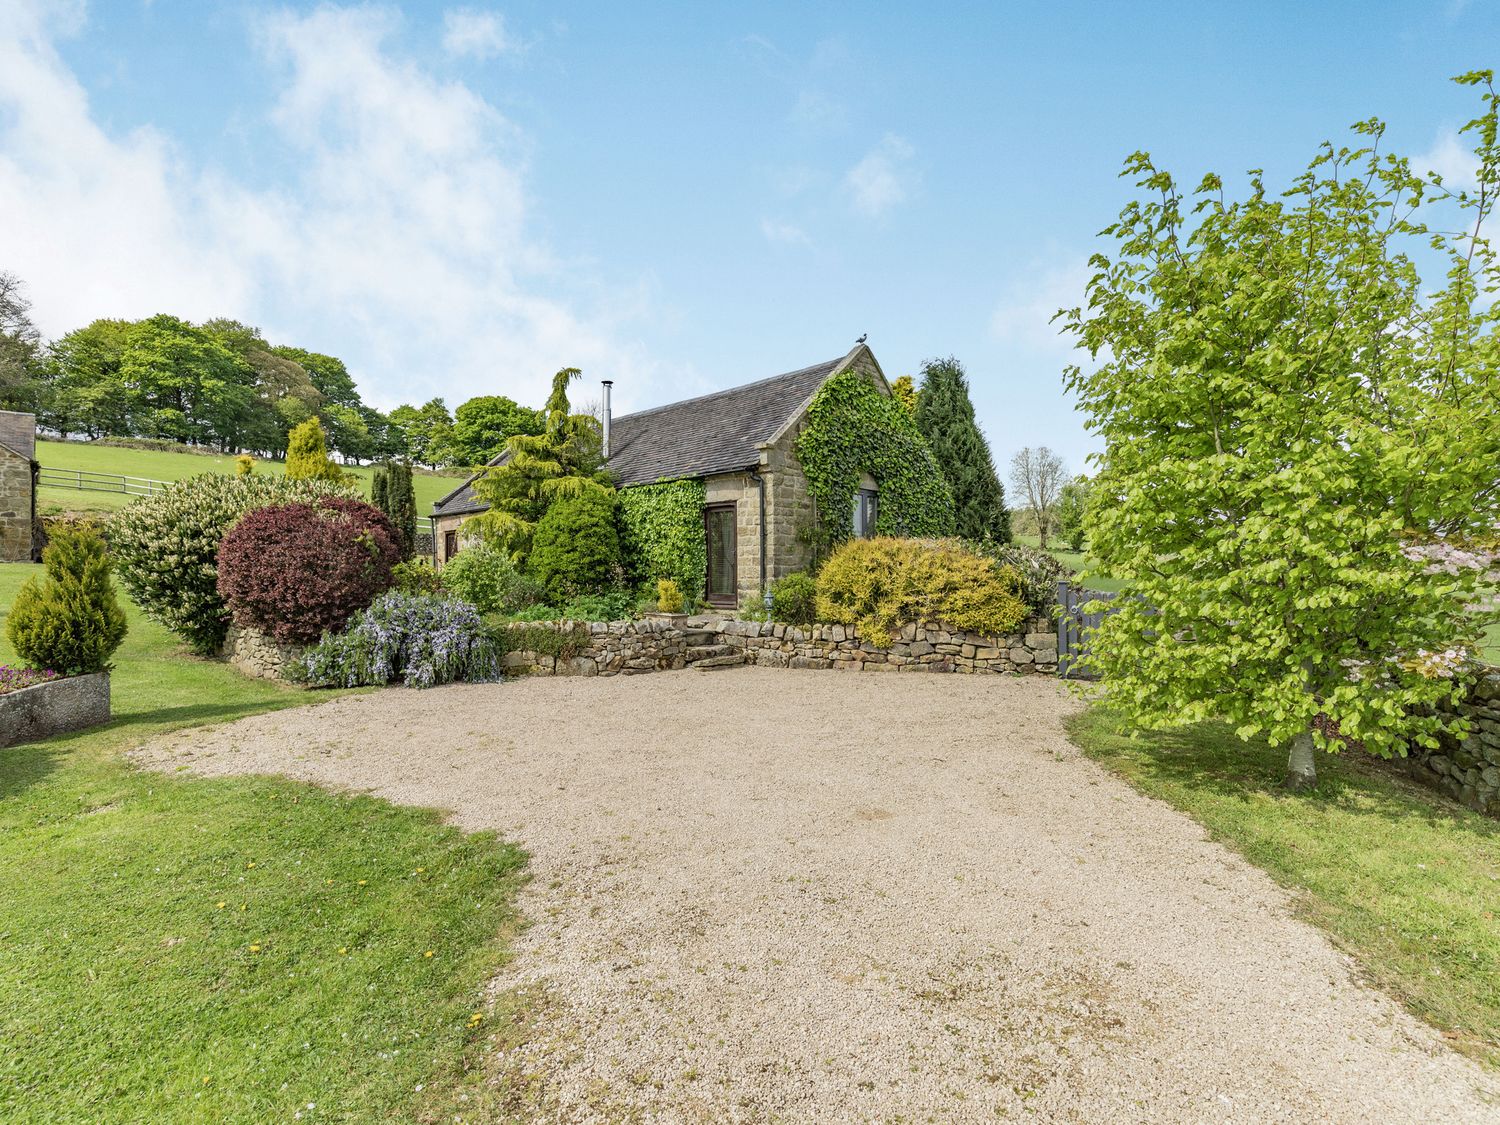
left=0, top=272, right=547, bottom=469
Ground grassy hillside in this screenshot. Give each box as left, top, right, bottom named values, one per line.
left=35, top=439, right=466, bottom=518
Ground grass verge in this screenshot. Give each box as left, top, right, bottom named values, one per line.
left=0, top=562, right=530, bottom=1122
left=1067, top=705, right=1500, bottom=1068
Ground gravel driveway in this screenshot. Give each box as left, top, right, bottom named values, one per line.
left=136, top=668, right=1499, bottom=1123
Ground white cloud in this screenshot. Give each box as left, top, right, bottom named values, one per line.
left=0, top=2, right=663, bottom=413
left=845, top=133, right=915, bottom=219
left=441, top=7, right=515, bottom=60
left=1416, top=126, right=1479, bottom=190
left=990, top=260, right=1096, bottom=366
left=790, top=89, right=845, bottom=132
left=759, top=218, right=809, bottom=246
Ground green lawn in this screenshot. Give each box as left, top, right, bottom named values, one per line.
left=35, top=439, right=464, bottom=519
left=0, top=563, right=529, bottom=1123
left=1013, top=533, right=1125, bottom=593
left=1068, top=706, right=1500, bottom=1068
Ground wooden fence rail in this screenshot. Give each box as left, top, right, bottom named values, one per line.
left=37, top=467, right=171, bottom=499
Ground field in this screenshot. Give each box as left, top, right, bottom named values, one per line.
left=0, top=563, right=529, bottom=1123
left=35, top=439, right=466, bottom=519
left=1013, top=532, right=1125, bottom=593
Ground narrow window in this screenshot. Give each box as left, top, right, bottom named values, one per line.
left=444, top=529, right=459, bottom=560
left=852, top=488, right=878, bottom=538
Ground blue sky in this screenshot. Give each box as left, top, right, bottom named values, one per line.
left=0, top=1, right=1493, bottom=473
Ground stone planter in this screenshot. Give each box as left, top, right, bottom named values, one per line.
left=223, top=624, right=307, bottom=681
left=642, top=612, right=691, bottom=625
left=0, top=670, right=111, bottom=748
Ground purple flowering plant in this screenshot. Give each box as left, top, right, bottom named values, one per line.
left=0, top=665, right=60, bottom=695
left=293, top=591, right=503, bottom=689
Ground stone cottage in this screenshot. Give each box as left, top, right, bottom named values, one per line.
left=0, top=411, right=37, bottom=563
left=430, top=342, right=890, bottom=610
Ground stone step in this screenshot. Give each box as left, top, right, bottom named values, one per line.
left=682, top=630, right=719, bottom=646
left=691, top=653, right=746, bottom=670
left=686, top=644, right=736, bottom=661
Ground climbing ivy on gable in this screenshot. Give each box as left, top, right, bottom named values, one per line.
left=618, top=478, right=707, bottom=605
left=796, top=370, right=956, bottom=544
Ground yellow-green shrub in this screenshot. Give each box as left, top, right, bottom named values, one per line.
left=656, top=578, right=684, bottom=613
left=814, top=537, right=1027, bottom=646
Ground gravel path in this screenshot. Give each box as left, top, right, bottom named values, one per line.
left=135, top=668, right=1499, bottom=1123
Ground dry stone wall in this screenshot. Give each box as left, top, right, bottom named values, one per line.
left=497, top=615, right=1059, bottom=678
left=1400, top=667, right=1500, bottom=816
left=223, top=624, right=307, bottom=681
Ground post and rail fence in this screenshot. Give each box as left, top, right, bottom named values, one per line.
left=37, top=466, right=171, bottom=500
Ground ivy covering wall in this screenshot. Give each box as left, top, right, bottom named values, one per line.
left=795, top=370, right=956, bottom=543
left=618, top=478, right=707, bottom=604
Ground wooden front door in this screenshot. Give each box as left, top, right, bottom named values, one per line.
left=704, top=503, right=737, bottom=608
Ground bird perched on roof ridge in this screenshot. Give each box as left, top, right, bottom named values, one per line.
left=855, top=333, right=867, bottom=344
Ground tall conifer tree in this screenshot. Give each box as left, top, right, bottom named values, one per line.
left=913, top=357, right=1009, bottom=541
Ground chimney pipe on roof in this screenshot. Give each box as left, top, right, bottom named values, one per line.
left=601, top=380, right=613, bottom=460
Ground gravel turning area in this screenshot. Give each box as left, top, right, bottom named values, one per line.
left=136, top=668, right=1499, bottom=1123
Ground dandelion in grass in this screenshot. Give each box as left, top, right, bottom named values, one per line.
left=215, top=901, right=226, bottom=909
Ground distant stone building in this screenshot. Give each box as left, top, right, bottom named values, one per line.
left=0, top=411, right=36, bottom=563
left=431, top=343, right=890, bottom=611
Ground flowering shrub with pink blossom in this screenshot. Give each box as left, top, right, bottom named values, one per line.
left=0, top=666, right=59, bottom=695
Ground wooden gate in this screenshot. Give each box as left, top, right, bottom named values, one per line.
left=1056, top=580, right=1117, bottom=680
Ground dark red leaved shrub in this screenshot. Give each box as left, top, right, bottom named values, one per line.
left=217, top=497, right=400, bottom=645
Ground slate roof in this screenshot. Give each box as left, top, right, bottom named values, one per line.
left=0, top=411, right=36, bottom=460
left=432, top=357, right=843, bottom=518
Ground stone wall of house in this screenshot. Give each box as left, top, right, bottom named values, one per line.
left=1399, top=667, right=1500, bottom=817
left=761, top=423, right=816, bottom=583
left=223, top=624, right=307, bottom=681
left=0, top=447, right=33, bottom=563
left=497, top=615, right=1059, bottom=678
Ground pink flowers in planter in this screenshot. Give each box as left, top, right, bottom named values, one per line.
left=0, top=665, right=59, bottom=695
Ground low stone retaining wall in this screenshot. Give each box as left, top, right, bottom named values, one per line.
left=223, top=625, right=307, bottom=681
left=498, top=615, right=1058, bottom=678
left=1400, top=667, right=1500, bottom=816
left=0, top=671, right=110, bottom=747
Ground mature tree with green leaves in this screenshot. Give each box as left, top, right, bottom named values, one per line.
left=389, top=398, right=454, bottom=467
left=1061, top=74, right=1500, bottom=790
left=0, top=271, right=45, bottom=413
left=272, top=346, right=360, bottom=409
left=445, top=394, right=544, bottom=467
left=119, top=315, right=254, bottom=447
left=914, top=358, right=1009, bottom=541
left=203, top=318, right=325, bottom=455
left=470, top=368, right=612, bottom=564
left=42, top=319, right=134, bottom=438
left=1055, top=475, right=1094, bottom=552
